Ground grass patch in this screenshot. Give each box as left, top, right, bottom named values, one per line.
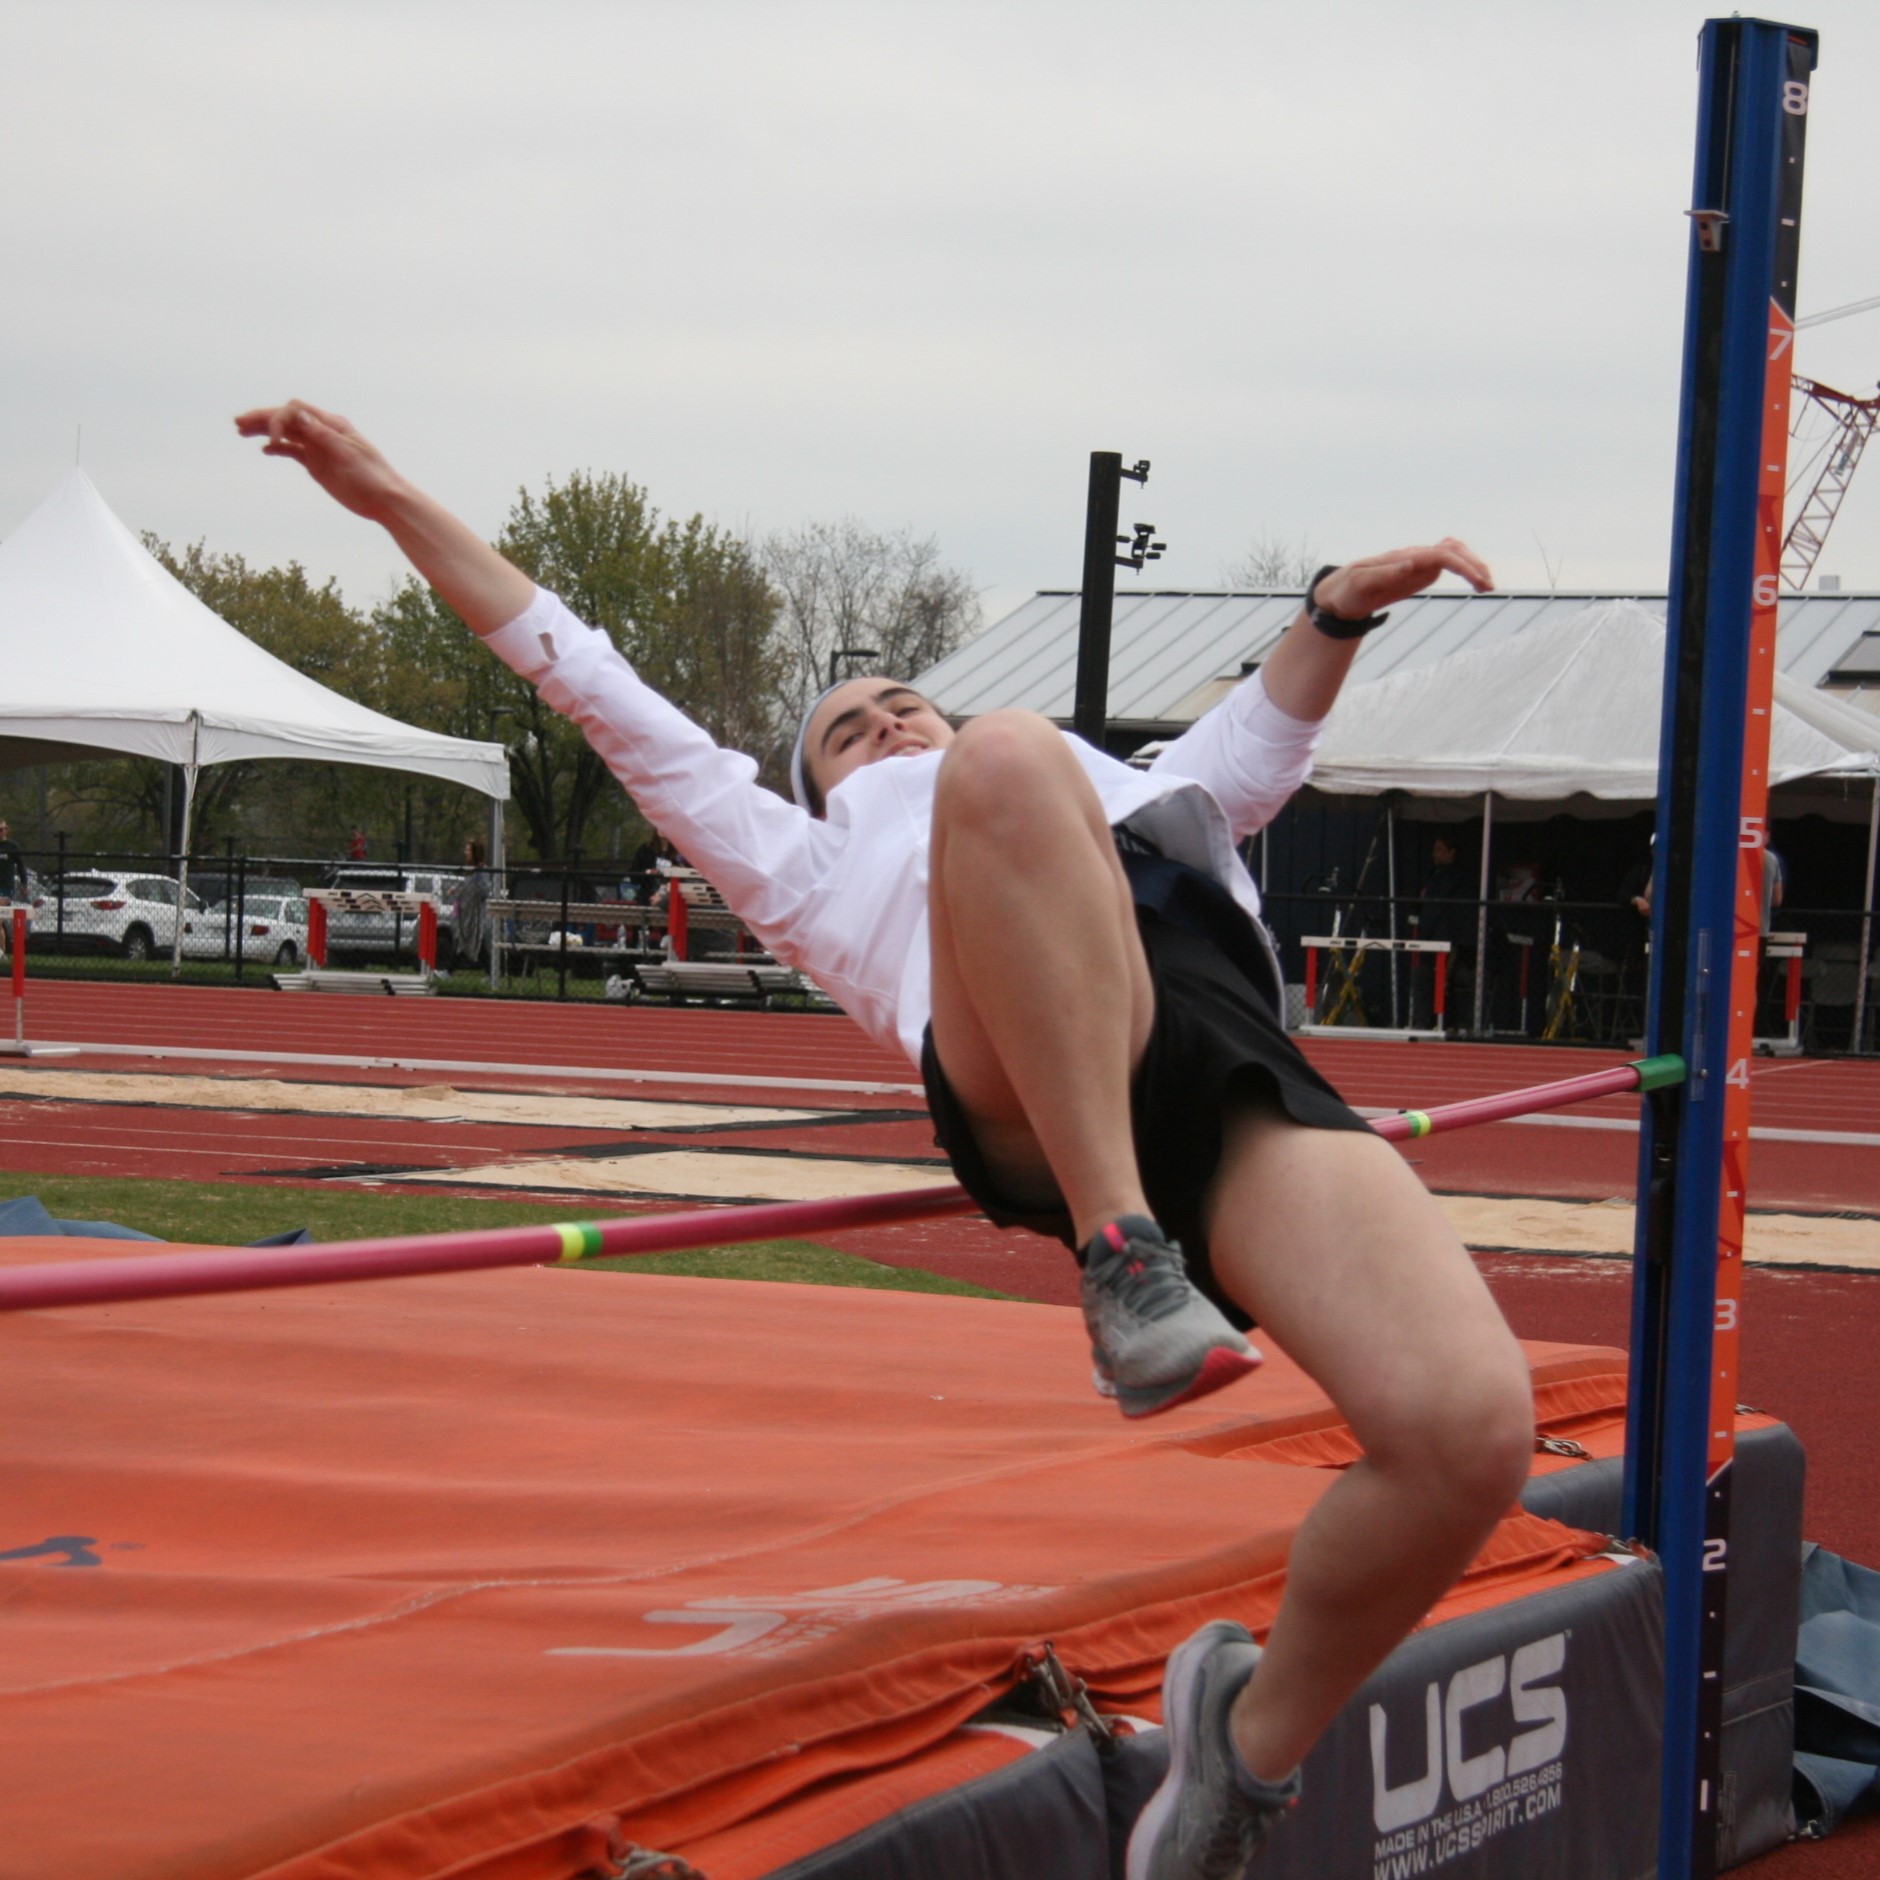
left=0, top=1173, right=568, bottom=1245
left=0, top=1173, right=1012, bottom=1299
left=578, top=1237, right=1009, bottom=1297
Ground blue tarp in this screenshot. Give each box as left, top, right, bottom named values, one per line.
left=1794, top=1545, right=1880, bottom=1835
left=0, top=1194, right=310, bottom=1247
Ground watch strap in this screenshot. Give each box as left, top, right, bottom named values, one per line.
left=1305, top=564, right=1389, bottom=640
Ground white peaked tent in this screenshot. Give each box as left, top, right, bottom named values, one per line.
left=1307, top=600, right=1880, bottom=1035
left=0, top=471, right=509, bottom=956
left=1311, top=600, right=1878, bottom=799
left=0, top=470, right=508, bottom=791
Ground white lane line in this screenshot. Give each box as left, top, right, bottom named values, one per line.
left=1356, top=1107, right=1880, bottom=1149
left=31, top=1046, right=1873, bottom=1140
left=30, top=1041, right=925, bottom=1098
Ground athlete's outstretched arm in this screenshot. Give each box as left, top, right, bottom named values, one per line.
left=234, top=401, right=534, bottom=636
left=1258, top=538, right=1493, bottom=721
left=1151, top=539, right=1493, bottom=837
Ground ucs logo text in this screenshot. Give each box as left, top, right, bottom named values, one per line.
left=1370, top=1632, right=1567, bottom=1832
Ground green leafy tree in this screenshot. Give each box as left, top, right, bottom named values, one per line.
left=384, top=472, right=787, bottom=863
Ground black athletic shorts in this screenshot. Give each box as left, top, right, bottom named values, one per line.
left=921, top=857, right=1372, bottom=1330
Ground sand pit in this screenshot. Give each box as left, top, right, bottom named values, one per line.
left=1437, top=1192, right=1880, bottom=1270
left=394, top=1149, right=958, bottom=1203
left=0, top=1067, right=822, bottom=1132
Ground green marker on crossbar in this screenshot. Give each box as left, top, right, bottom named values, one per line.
left=554, top=1222, right=606, bottom=1263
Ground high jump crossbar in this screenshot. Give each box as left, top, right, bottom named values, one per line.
left=0, top=1055, right=1683, bottom=1316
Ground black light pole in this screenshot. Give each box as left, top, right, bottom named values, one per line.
left=828, top=647, right=881, bottom=690
left=1072, top=453, right=1160, bottom=751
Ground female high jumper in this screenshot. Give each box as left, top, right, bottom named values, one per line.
left=239, top=400, right=1534, bottom=1880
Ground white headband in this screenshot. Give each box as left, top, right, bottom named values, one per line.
left=789, top=680, right=850, bottom=812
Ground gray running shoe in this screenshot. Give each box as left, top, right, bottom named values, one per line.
left=1081, top=1216, right=1260, bottom=1418
left=1126, top=1622, right=1300, bottom=1880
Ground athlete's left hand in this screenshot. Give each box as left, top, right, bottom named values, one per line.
left=1314, top=540, right=1492, bottom=619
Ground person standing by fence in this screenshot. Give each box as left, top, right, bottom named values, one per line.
left=1409, top=833, right=1471, bottom=1031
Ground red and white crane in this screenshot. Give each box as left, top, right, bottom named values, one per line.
left=1782, top=293, right=1880, bottom=591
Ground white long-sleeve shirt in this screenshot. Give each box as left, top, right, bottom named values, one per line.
left=486, top=587, right=1325, bottom=1066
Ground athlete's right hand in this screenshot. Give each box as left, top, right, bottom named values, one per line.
left=234, top=401, right=405, bottom=522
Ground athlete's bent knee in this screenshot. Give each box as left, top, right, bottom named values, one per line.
left=1373, top=1352, right=1534, bottom=1523
left=1437, top=1360, right=1536, bottom=1521
left=935, top=712, right=1079, bottom=826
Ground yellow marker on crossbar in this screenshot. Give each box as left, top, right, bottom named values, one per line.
left=554, top=1223, right=605, bottom=1263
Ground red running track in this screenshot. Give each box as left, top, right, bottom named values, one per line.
left=8, top=981, right=1877, bottom=1211
left=6, top=980, right=918, bottom=1093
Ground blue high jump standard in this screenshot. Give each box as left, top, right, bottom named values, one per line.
left=1622, top=18, right=1818, bottom=1880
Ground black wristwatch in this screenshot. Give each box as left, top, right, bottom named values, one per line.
left=1305, top=564, right=1389, bottom=640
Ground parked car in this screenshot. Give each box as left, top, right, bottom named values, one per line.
left=319, top=866, right=463, bottom=967
left=191, top=891, right=310, bottom=966
left=189, top=872, right=307, bottom=909
left=31, top=871, right=222, bottom=961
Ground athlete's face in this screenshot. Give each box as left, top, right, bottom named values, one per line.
left=803, top=678, right=954, bottom=810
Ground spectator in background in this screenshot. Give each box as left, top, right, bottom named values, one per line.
left=0, top=819, right=27, bottom=960
left=1489, top=859, right=1543, bottom=1035
left=453, top=839, right=491, bottom=969
left=1760, top=843, right=1786, bottom=935
left=1409, top=833, right=1471, bottom=1030
left=1755, top=842, right=1788, bottom=1036
left=1618, top=839, right=1654, bottom=962
left=347, top=826, right=368, bottom=861
left=0, top=819, right=26, bottom=904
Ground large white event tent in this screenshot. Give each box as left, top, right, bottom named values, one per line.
left=1311, top=600, right=1880, bottom=800
left=0, top=471, right=509, bottom=957
left=1307, top=600, right=1880, bottom=1034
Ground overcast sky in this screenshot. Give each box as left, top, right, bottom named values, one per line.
left=7, top=0, right=1879, bottom=629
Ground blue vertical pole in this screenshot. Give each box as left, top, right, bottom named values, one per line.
left=1622, top=19, right=1816, bottom=1880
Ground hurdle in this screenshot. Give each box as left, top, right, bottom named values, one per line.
left=281, top=886, right=441, bottom=995
left=0, top=906, right=80, bottom=1059
left=1297, top=932, right=1452, bottom=1039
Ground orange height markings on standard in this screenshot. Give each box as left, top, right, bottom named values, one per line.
left=1620, top=20, right=1818, bottom=1880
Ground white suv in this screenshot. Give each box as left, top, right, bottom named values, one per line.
left=34, top=872, right=223, bottom=961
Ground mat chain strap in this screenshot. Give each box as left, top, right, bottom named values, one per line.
left=615, top=1847, right=706, bottom=1880
left=1021, top=1641, right=1117, bottom=1753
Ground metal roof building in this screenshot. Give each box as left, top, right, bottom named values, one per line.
left=915, top=588, right=1880, bottom=733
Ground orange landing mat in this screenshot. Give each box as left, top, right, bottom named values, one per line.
left=0, top=1237, right=1616, bottom=1879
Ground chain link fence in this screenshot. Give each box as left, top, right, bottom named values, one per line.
left=4, top=843, right=1874, bottom=1048
left=0, top=845, right=825, bottom=1010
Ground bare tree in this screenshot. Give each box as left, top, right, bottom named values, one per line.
left=1223, top=533, right=1320, bottom=589
left=764, top=520, right=981, bottom=731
